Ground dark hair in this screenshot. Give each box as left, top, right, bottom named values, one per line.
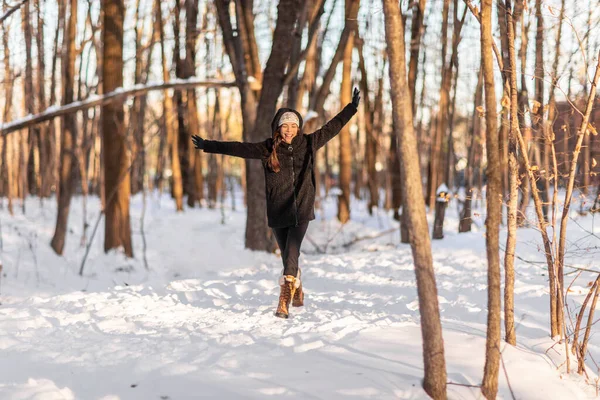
left=267, top=127, right=283, bottom=173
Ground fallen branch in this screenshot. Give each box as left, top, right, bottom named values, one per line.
left=0, top=78, right=236, bottom=136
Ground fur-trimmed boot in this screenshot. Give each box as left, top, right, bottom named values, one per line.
left=292, top=268, right=304, bottom=307
left=275, top=275, right=298, bottom=319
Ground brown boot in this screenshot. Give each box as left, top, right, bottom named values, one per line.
left=292, top=282, right=304, bottom=307
left=275, top=275, right=297, bottom=319
left=292, top=269, right=304, bottom=307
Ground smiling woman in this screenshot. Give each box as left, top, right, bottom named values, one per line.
left=191, top=88, right=360, bottom=319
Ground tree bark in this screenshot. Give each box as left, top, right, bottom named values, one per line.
left=185, top=0, right=203, bottom=207
left=408, top=0, right=426, bottom=115
left=156, top=0, right=183, bottom=211
left=337, top=0, right=358, bottom=224
left=459, top=67, right=483, bottom=233
left=102, top=0, right=133, bottom=256
left=427, top=0, right=450, bottom=211
left=35, top=0, right=50, bottom=198
left=503, top=0, right=520, bottom=347
left=22, top=0, right=37, bottom=197
left=216, top=0, right=303, bottom=251
left=383, top=1, right=447, bottom=398
left=50, top=0, right=78, bottom=255
left=1, top=3, right=14, bottom=214
left=357, top=35, right=378, bottom=214
left=481, top=0, right=502, bottom=398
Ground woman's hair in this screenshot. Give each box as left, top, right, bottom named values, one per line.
left=267, top=127, right=283, bottom=173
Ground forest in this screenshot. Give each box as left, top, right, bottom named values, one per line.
left=1, top=0, right=600, bottom=399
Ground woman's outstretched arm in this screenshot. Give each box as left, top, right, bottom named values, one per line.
left=310, top=88, right=360, bottom=151
left=193, top=135, right=270, bottom=159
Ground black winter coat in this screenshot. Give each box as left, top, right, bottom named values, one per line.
left=203, top=103, right=357, bottom=228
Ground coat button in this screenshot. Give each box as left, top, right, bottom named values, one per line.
left=288, top=146, right=293, bottom=151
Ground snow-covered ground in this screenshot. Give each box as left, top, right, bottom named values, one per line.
left=1, top=189, right=600, bottom=399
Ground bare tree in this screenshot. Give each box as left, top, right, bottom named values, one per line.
left=458, top=67, right=482, bottom=233
left=356, top=35, right=378, bottom=214
left=427, top=0, right=449, bottom=211
left=102, top=0, right=133, bottom=256
left=156, top=0, right=184, bottom=211
left=337, top=0, right=359, bottom=223
left=215, top=0, right=303, bottom=251
left=50, top=0, right=78, bottom=255
left=1, top=1, right=14, bottom=214
left=35, top=0, right=50, bottom=198
left=481, top=0, right=502, bottom=397
left=383, top=1, right=447, bottom=398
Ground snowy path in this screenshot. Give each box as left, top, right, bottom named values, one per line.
left=0, top=195, right=598, bottom=399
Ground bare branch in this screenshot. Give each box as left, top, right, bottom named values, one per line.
left=0, top=79, right=236, bottom=136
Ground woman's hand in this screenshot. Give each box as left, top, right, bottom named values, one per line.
left=352, top=87, right=361, bottom=108
left=191, top=135, right=205, bottom=150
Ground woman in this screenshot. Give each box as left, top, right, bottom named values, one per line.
left=192, top=88, right=360, bottom=319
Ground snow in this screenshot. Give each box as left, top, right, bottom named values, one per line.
left=0, top=191, right=599, bottom=399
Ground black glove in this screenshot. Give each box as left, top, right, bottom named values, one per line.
left=351, top=87, right=361, bottom=108
left=191, top=135, right=204, bottom=150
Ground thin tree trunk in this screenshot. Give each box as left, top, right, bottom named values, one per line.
left=408, top=0, right=426, bottom=115
left=35, top=0, right=50, bottom=198
left=337, top=0, right=358, bottom=224
left=156, top=0, right=183, bottom=211
left=2, top=3, right=14, bottom=214
left=357, top=35, right=378, bottom=214
left=516, top=10, right=531, bottom=226
left=102, top=0, right=133, bottom=256
left=47, top=0, right=62, bottom=198
left=427, top=0, right=450, bottom=211
left=481, top=0, right=503, bottom=397
left=185, top=0, right=203, bottom=208
left=459, top=67, right=483, bottom=233
left=558, top=53, right=600, bottom=338
left=22, top=0, right=37, bottom=198
left=383, top=1, right=447, bottom=397
left=503, top=0, right=519, bottom=347
left=533, top=0, right=549, bottom=221
left=497, top=2, right=510, bottom=215
left=50, top=0, right=78, bottom=255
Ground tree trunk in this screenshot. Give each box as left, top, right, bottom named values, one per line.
left=102, top=0, right=133, bottom=256
left=547, top=0, right=566, bottom=339
left=516, top=10, right=531, bottom=226
left=50, top=0, right=78, bottom=255
left=459, top=67, right=483, bottom=233
left=22, top=0, right=37, bottom=198
left=216, top=0, right=303, bottom=251
left=2, top=2, right=14, bottom=214
left=383, top=1, right=447, bottom=398
left=481, top=0, right=503, bottom=398
left=185, top=0, right=203, bottom=208
left=497, top=2, right=510, bottom=213
left=357, top=36, right=378, bottom=214
left=35, top=0, right=50, bottom=198
left=156, top=0, right=183, bottom=211
left=427, top=0, right=450, bottom=211
left=533, top=0, right=549, bottom=221
left=47, top=0, right=62, bottom=199
left=337, top=0, right=357, bottom=224
left=408, top=0, right=426, bottom=115
left=130, top=0, right=144, bottom=195
left=503, top=0, right=520, bottom=347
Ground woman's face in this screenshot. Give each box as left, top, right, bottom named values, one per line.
left=280, top=123, right=299, bottom=144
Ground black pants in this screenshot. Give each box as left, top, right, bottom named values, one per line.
left=272, top=221, right=309, bottom=277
